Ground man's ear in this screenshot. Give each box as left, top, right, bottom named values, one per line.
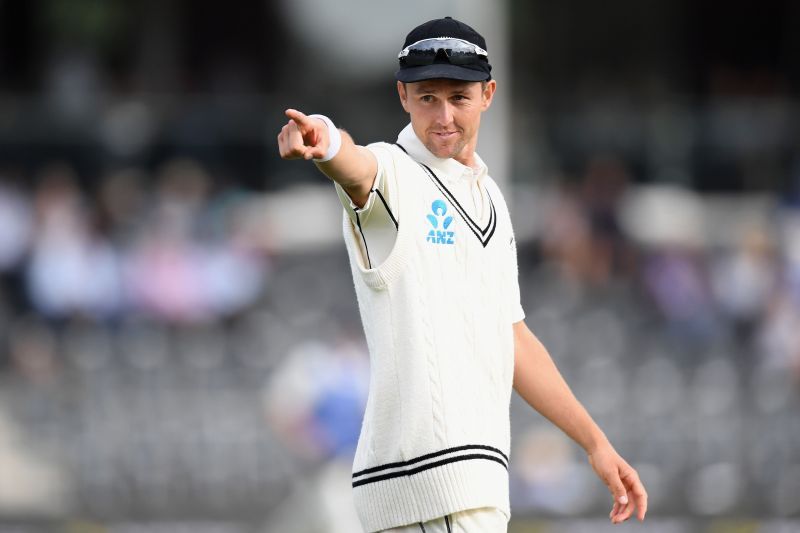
left=397, top=81, right=410, bottom=113
left=481, top=80, right=497, bottom=111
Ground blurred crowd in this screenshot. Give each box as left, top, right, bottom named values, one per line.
left=533, top=151, right=800, bottom=374
left=0, top=161, right=269, bottom=328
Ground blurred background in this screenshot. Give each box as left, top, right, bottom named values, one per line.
left=0, top=0, right=799, bottom=532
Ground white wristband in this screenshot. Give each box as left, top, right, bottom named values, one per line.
left=309, top=114, right=342, bottom=162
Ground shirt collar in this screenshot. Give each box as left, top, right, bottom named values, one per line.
left=396, top=123, right=487, bottom=183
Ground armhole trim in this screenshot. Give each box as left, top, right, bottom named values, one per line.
left=353, top=208, right=372, bottom=269
left=373, top=188, right=398, bottom=230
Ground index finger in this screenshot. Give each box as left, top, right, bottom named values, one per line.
left=285, top=108, right=313, bottom=129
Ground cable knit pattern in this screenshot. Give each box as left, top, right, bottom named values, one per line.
left=340, top=131, right=524, bottom=532
left=414, top=246, right=447, bottom=448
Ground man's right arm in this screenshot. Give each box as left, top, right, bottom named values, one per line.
left=277, top=108, right=377, bottom=208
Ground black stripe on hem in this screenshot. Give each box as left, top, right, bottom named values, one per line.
left=352, top=453, right=508, bottom=488
left=352, top=443, right=509, bottom=479
left=445, top=515, right=452, bottom=533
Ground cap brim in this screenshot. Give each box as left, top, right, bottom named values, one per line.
left=395, top=63, right=489, bottom=83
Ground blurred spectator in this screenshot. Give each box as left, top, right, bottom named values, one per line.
left=579, top=153, right=635, bottom=281
left=263, top=335, right=369, bottom=462
left=756, top=294, right=800, bottom=376
left=710, top=226, right=778, bottom=341
left=0, top=175, right=33, bottom=314
left=509, top=426, right=597, bottom=515
left=641, top=246, right=720, bottom=345
left=26, top=164, right=123, bottom=320
left=0, top=177, right=32, bottom=273
left=96, top=167, right=148, bottom=244
left=125, top=158, right=264, bottom=323
left=539, top=183, right=597, bottom=286
left=538, top=153, right=633, bottom=288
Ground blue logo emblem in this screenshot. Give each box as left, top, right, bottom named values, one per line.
left=426, top=199, right=455, bottom=245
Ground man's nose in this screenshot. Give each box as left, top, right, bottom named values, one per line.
left=435, top=102, right=454, bottom=125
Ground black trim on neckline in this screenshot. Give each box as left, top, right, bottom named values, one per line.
left=393, top=142, right=498, bottom=248
left=419, top=163, right=497, bottom=248
left=394, top=143, right=497, bottom=248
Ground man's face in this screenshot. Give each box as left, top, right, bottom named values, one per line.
left=397, top=78, right=496, bottom=165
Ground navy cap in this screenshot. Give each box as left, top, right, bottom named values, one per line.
left=395, top=16, right=492, bottom=83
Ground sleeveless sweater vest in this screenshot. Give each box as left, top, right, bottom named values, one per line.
left=342, top=142, right=519, bottom=532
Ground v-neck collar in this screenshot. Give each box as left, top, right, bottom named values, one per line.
left=395, top=125, right=497, bottom=248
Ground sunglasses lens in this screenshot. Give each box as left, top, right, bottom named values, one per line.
left=399, top=39, right=486, bottom=67
left=401, top=50, right=436, bottom=67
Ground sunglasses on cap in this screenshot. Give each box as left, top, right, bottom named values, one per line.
left=398, top=37, right=488, bottom=67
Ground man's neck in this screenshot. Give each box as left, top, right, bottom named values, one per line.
left=453, top=152, right=476, bottom=169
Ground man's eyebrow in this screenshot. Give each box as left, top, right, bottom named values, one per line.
left=413, top=84, right=471, bottom=94
left=414, top=84, right=437, bottom=93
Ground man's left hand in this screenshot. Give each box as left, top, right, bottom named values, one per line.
left=588, top=444, right=648, bottom=524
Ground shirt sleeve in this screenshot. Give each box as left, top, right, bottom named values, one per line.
left=333, top=143, right=399, bottom=269
left=334, top=143, right=398, bottom=226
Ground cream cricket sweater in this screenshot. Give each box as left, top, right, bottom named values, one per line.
left=340, top=126, right=525, bottom=532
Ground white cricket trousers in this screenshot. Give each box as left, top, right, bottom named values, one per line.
left=380, top=507, right=508, bottom=532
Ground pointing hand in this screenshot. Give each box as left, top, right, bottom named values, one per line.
left=277, top=109, right=329, bottom=161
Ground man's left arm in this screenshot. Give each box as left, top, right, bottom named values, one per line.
left=512, top=320, right=648, bottom=524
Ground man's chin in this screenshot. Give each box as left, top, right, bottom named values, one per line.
left=427, top=142, right=463, bottom=160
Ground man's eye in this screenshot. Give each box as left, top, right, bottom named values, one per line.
left=420, top=95, right=434, bottom=102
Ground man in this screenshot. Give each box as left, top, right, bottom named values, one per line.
left=277, top=16, right=647, bottom=533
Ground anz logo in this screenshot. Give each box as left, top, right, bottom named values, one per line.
left=425, top=199, right=455, bottom=245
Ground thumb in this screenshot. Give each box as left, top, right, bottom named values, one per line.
left=302, top=146, right=326, bottom=160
